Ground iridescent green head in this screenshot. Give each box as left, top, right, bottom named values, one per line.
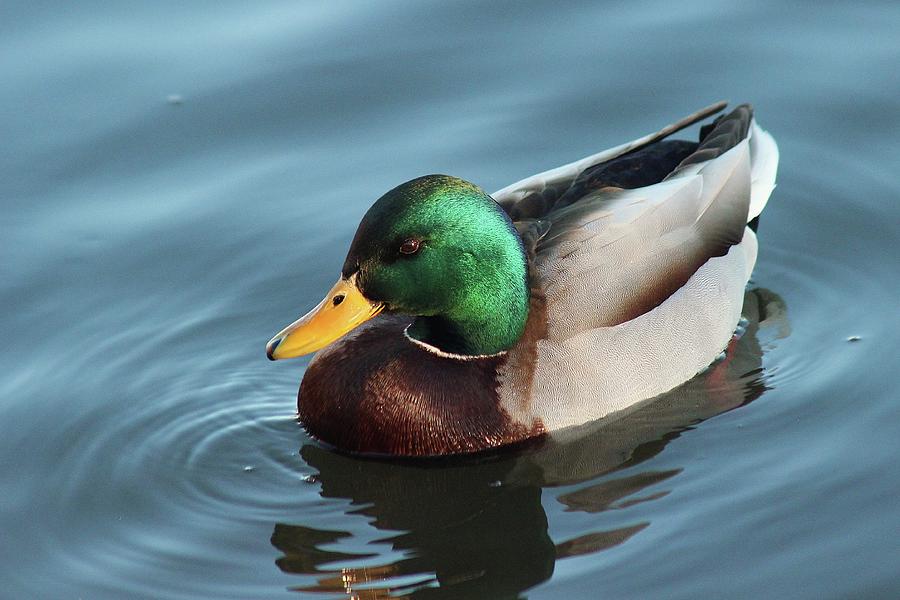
left=343, top=175, right=530, bottom=356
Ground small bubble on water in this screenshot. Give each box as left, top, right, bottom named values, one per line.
left=846, top=335, right=862, bottom=343
left=166, top=94, right=184, bottom=105
left=243, top=465, right=255, bottom=473
left=489, top=480, right=502, bottom=488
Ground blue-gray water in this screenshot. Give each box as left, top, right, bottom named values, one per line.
left=3, top=2, right=899, bottom=598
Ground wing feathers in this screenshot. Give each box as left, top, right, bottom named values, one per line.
left=531, top=106, right=758, bottom=339
left=494, top=101, right=727, bottom=220
left=494, top=103, right=777, bottom=432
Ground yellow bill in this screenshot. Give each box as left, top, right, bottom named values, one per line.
left=266, top=274, right=384, bottom=360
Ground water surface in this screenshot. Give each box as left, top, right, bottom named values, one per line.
left=2, top=1, right=899, bottom=598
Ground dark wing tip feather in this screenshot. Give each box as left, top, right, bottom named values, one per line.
left=678, top=104, right=753, bottom=170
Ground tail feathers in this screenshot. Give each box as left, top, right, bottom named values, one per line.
left=748, top=120, right=779, bottom=221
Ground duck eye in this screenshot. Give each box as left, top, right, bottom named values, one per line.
left=399, top=238, right=420, bottom=255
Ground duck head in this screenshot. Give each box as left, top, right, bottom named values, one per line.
left=266, top=175, right=530, bottom=359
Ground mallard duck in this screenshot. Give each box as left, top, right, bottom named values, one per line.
left=266, top=101, right=778, bottom=457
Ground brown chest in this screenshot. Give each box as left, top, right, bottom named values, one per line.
left=297, top=317, right=544, bottom=456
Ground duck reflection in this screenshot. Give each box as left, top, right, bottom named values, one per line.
left=272, top=288, right=788, bottom=599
